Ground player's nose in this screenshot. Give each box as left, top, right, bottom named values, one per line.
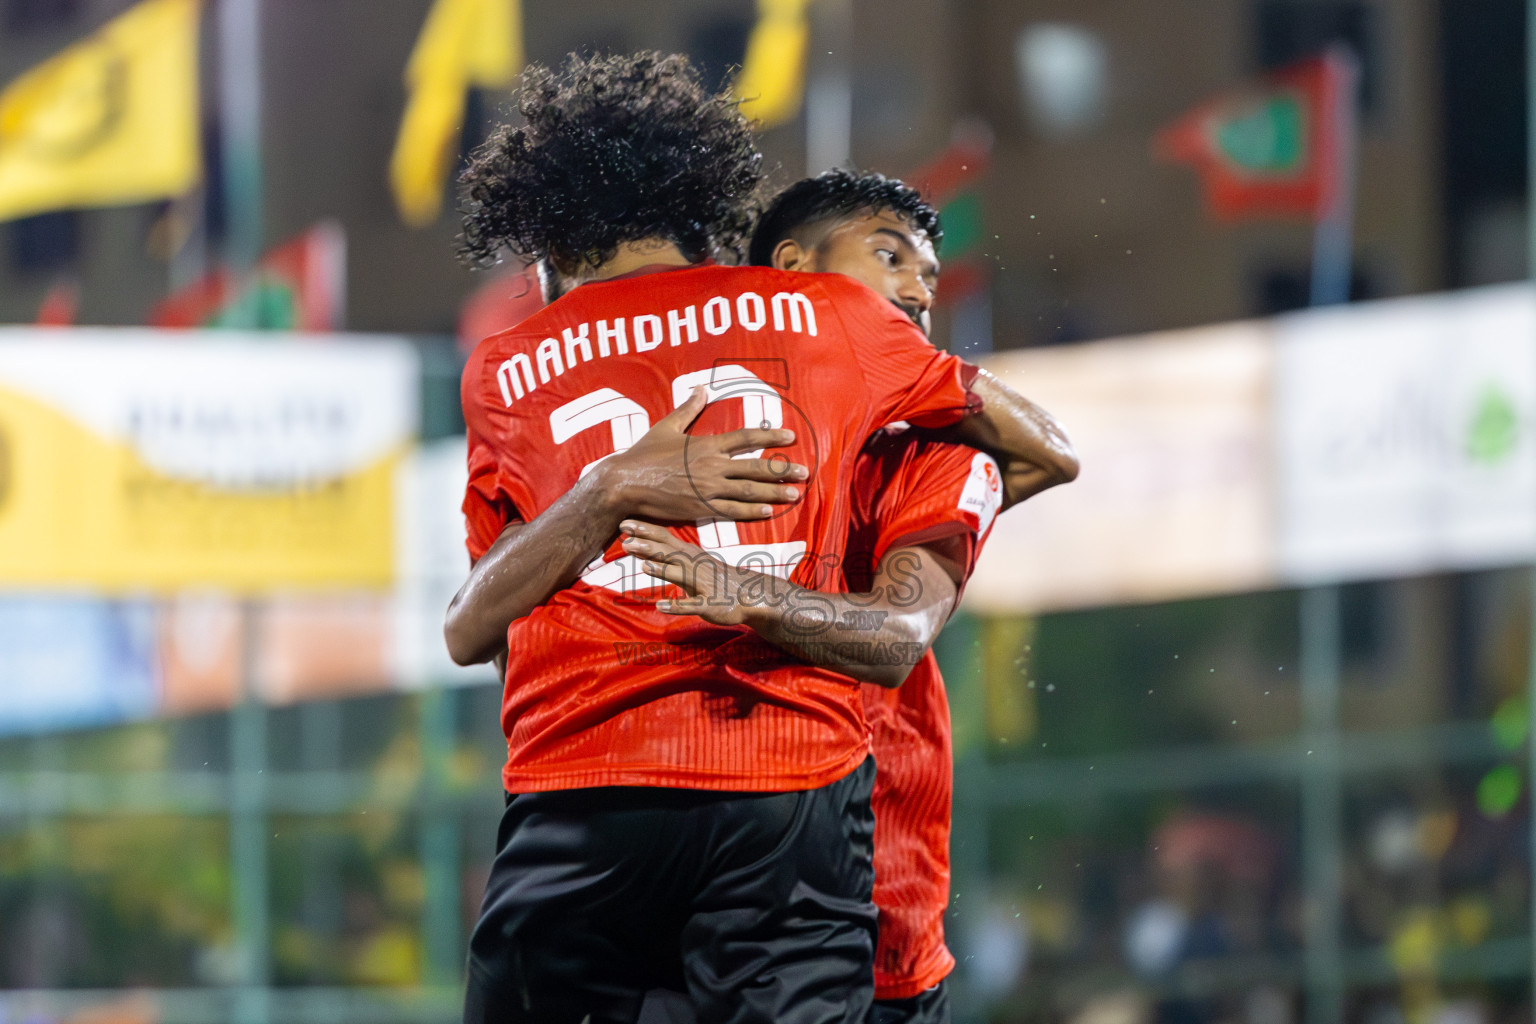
left=897, top=273, right=934, bottom=315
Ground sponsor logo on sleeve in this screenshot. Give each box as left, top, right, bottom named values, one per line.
left=958, top=452, right=1003, bottom=536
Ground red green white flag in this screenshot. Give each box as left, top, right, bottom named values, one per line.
left=907, top=123, right=993, bottom=306
left=149, top=221, right=346, bottom=331
left=34, top=278, right=78, bottom=327
left=1155, top=52, right=1354, bottom=222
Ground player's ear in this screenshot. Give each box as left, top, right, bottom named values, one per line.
left=771, top=237, right=813, bottom=273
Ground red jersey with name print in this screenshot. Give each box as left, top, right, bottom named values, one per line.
left=461, top=264, right=979, bottom=794
left=849, top=431, right=1003, bottom=1000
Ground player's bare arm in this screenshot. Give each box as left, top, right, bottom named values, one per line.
left=444, top=386, right=806, bottom=666
left=620, top=519, right=962, bottom=689
left=948, top=367, right=1079, bottom=507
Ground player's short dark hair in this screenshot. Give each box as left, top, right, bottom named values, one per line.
left=747, top=169, right=943, bottom=267
left=459, top=52, right=764, bottom=270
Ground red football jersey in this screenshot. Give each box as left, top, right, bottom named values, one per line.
left=461, top=263, right=979, bottom=794
left=850, top=432, right=1003, bottom=1000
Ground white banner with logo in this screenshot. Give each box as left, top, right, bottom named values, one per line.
left=968, top=283, right=1536, bottom=614
left=1275, top=284, right=1536, bottom=583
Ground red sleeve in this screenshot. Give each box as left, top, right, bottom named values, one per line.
left=818, top=276, right=981, bottom=429
left=868, top=440, right=1004, bottom=582
left=463, top=426, right=521, bottom=563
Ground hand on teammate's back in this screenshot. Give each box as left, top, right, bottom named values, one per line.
left=593, top=386, right=807, bottom=524
left=620, top=518, right=775, bottom=626
left=445, top=392, right=807, bottom=668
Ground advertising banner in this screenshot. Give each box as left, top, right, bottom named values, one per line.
left=1275, top=284, right=1536, bottom=583
left=5, top=288, right=1534, bottom=729
left=154, top=592, right=401, bottom=714
left=394, top=436, right=497, bottom=689
left=966, top=321, right=1275, bottom=614
left=0, top=597, right=157, bottom=733
left=0, top=331, right=419, bottom=592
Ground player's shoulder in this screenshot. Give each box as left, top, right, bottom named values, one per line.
left=461, top=325, right=507, bottom=394
left=916, top=438, right=998, bottom=477
left=866, top=430, right=993, bottom=477
left=852, top=434, right=973, bottom=515
left=693, top=263, right=800, bottom=289
left=463, top=301, right=548, bottom=367
left=479, top=296, right=567, bottom=345
left=909, top=443, right=1001, bottom=515
left=462, top=319, right=528, bottom=395
left=865, top=436, right=1003, bottom=541
left=877, top=437, right=1001, bottom=518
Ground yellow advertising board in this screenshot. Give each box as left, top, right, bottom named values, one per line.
left=0, top=331, right=418, bottom=592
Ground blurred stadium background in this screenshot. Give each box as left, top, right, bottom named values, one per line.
left=0, top=1, right=1531, bottom=1023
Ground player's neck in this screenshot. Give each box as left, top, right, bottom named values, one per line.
left=578, top=241, right=696, bottom=283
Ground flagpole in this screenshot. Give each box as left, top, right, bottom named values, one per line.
left=1307, top=47, right=1359, bottom=307
left=804, top=0, right=852, bottom=175
left=1298, top=44, right=1358, bottom=1024
left=219, top=0, right=264, bottom=327
left=218, top=3, right=270, bottom=1022
left=1526, top=0, right=1536, bottom=1010
left=169, top=189, right=210, bottom=293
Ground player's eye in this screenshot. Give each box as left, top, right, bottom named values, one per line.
left=874, top=248, right=897, bottom=267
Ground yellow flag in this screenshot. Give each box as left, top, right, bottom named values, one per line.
left=733, top=0, right=815, bottom=128
left=0, top=0, right=201, bottom=223
left=390, top=0, right=521, bottom=228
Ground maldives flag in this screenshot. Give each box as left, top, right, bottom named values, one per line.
left=907, top=124, right=993, bottom=305
left=1155, top=50, right=1356, bottom=221
left=149, top=221, right=346, bottom=330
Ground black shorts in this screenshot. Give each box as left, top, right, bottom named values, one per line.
left=463, top=756, right=878, bottom=1024
left=635, top=974, right=951, bottom=1024
left=871, top=981, right=951, bottom=1024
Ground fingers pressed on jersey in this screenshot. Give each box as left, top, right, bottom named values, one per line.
left=623, top=537, right=692, bottom=562
left=640, top=560, right=691, bottom=589
left=726, top=456, right=809, bottom=482
left=661, top=536, right=708, bottom=558
left=655, top=598, right=707, bottom=615
left=620, top=520, right=670, bottom=541
left=717, top=427, right=796, bottom=455
left=620, top=537, right=655, bottom=558
left=708, top=501, right=777, bottom=520
left=624, top=535, right=701, bottom=561
left=713, top=481, right=798, bottom=504
left=658, top=387, right=708, bottom=429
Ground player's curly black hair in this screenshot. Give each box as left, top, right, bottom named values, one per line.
left=747, top=169, right=943, bottom=267
left=458, top=52, right=764, bottom=270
